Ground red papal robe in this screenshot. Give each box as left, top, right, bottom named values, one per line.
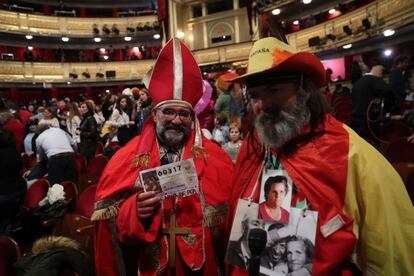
left=93, top=121, right=234, bottom=276
left=226, top=114, right=414, bottom=276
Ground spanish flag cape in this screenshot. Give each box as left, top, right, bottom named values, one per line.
left=92, top=120, right=233, bottom=276
left=227, top=114, right=414, bottom=275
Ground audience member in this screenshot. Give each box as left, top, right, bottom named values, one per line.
left=211, top=112, right=230, bottom=145
left=77, top=101, right=98, bottom=162
left=350, top=64, right=394, bottom=143
left=66, top=102, right=82, bottom=143
left=38, top=107, right=59, bottom=128
left=222, top=122, right=243, bottom=163
left=0, top=127, right=26, bottom=235
left=23, top=119, right=38, bottom=155
left=35, top=124, right=77, bottom=184
left=389, top=55, right=411, bottom=111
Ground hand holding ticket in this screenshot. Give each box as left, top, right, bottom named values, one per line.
left=139, top=158, right=199, bottom=199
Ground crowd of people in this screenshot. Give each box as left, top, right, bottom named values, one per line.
left=0, top=37, right=413, bottom=276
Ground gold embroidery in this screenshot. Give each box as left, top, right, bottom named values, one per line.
left=181, top=233, right=197, bottom=246
left=191, top=145, right=207, bottom=160
left=131, top=153, right=151, bottom=169
left=203, top=203, right=228, bottom=228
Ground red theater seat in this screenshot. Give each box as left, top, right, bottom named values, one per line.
left=0, top=236, right=21, bottom=276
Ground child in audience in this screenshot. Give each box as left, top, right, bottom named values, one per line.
left=222, top=123, right=243, bottom=164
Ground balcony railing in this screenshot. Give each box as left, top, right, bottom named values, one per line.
left=286, top=0, right=414, bottom=52
left=0, top=10, right=158, bottom=37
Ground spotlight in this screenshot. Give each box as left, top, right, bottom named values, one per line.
left=328, top=9, right=336, bottom=14
left=303, top=0, right=312, bottom=4
left=177, top=31, right=185, bottom=39
left=293, top=20, right=299, bottom=25
left=94, top=37, right=101, bottom=42
left=343, top=25, right=352, bottom=35
left=61, top=37, right=69, bottom=42
left=25, top=35, right=33, bottom=40
left=383, top=29, right=395, bottom=37
left=103, top=55, right=109, bottom=60
left=27, top=46, right=33, bottom=50
left=272, top=9, right=281, bottom=15
left=342, top=44, right=352, bottom=49
left=133, top=46, right=139, bottom=51
left=384, top=49, right=392, bottom=56
left=124, top=36, right=132, bottom=41
left=100, top=48, right=106, bottom=52
left=153, top=34, right=161, bottom=39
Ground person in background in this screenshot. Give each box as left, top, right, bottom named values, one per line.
left=350, top=64, right=394, bottom=143
left=222, top=122, right=243, bottom=164
left=109, top=95, right=134, bottom=146
left=38, top=107, right=59, bottom=128
left=215, top=72, right=243, bottom=124
left=23, top=119, right=38, bottom=155
left=134, top=88, right=153, bottom=134
left=101, top=93, right=117, bottom=120
left=0, top=99, right=25, bottom=152
left=211, top=112, right=230, bottom=145
left=35, top=124, right=77, bottom=184
left=66, top=102, right=82, bottom=144
left=77, top=101, right=98, bottom=162
left=0, top=126, right=26, bottom=235
left=30, top=106, right=45, bottom=121
left=389, top=55, right=411, bottom=112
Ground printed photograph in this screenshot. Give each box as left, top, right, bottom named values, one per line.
left=140, top=170, right=162, bottom=193
left=258, top=170, right=293, bottom=224
left=259, top=207, right=318, bottom=276
left=226, top=199, right=263, bottom=270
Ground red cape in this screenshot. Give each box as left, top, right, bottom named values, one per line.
left=93, top=120, right=234, bottom=275
left=226, top=115, right=357, bottom=276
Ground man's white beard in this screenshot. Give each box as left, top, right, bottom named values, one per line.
left=254, top=92, right=310, bottom=150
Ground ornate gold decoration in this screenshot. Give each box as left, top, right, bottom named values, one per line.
left=131, top=153, right=151, bottom=169
left=203, top=203, right=228, bottom=228
left=191, top=145, right=207, bottom=161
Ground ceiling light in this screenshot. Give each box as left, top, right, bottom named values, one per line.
left=25, top=35, right=33, bottom=40
left=329, top=8, right=336, bottom=14
left=272, top=9, right=281, bottom=15
left=342, top=44, right=352, bottom=49
left=383, top=29, right=395, bottom=37
left=293, top=20, right=299, bottom=25
left=384, top=49, right=392, bottom=56
left=124, top=36, right=132, bottom=41
left=100, top=48, right=106, bottom=52
left=94, top=37, right=101, bottom=42
left=27, top=46, right=33, bottom=50
left=177, top=31, right=185, bottom=39
left=61, top=37, right=69, bottom=42
left=153, top=34, right=160, bottom=39
left=303, top=0, right=312, bottom=4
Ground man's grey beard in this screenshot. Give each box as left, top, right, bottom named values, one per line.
left=156, top=120, right=191, bottom=147
left=254, top=90, right=310, bottom=150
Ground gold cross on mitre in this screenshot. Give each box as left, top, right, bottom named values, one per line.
left=162, top=209, right=191, bottom=267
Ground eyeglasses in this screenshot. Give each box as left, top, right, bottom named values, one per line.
left=160, top=108, right=192, bottom=120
